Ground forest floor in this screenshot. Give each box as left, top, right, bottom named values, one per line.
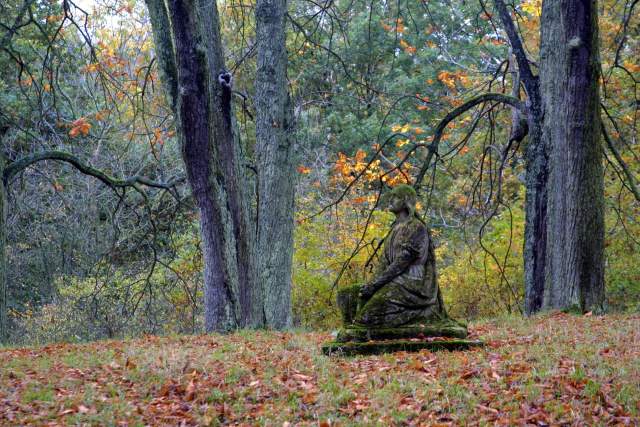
left=1, top=312, right=638, bottom=426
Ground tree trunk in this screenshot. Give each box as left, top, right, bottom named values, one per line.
left=493, top=0, right=549, bottom=316
left=254, top=0, right=296, bottom=329
left=540, top=0, right=605, bottom=312
left=154, top=0, right=256, bottom=331
left=0, top=155, right=6, bottom=343
left=523, top=100, right=548, bottom=315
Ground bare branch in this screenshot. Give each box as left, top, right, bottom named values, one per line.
left=4, top=150, right=184, bottom=191
left=413, top=92, right=526, bottom=190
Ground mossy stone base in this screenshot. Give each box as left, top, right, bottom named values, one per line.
left=336, top=320, right=468, bottom=343
left=322, top=339, right=484, bottom=356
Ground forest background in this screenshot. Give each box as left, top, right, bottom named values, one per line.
left=0, top=0, right=638, bottom=344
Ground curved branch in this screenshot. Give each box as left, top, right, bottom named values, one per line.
left=4, top=150, right=183, bottom=190
left=413, top=93, right=526, bottom=190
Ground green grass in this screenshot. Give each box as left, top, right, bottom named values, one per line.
left=0, top=312, right=638, bottom=425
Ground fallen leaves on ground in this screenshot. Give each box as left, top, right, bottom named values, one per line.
left=1, top=312, right=639, bottom=425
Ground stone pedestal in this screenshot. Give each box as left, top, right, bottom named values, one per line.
left=323, top=284, right=483, bottom=356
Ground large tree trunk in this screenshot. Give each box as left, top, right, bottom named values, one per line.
left=0, top=155, right=6, bottom=343
left=149, top=0, right=257, bottom=331
left=146, top=0, right=298, bottom=331
left=254, top=0, right=296, bottom=329
left=540, top=0, right=605, bottom=312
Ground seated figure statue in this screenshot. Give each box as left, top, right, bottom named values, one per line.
left=336, top=185, right=467, bottom=342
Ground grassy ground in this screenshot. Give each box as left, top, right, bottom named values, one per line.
left=1, top=312, right=638, bottom=426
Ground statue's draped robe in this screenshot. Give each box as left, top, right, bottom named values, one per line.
left=355, top=216, right=448, bottom=327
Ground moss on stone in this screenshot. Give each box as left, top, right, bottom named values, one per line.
left=322, top=338, right=484, bottom=356
left=336, top=285, right=361, bottom=325
left=336, top=319, right=468, bottom=343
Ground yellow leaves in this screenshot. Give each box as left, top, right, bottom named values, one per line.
left=521, top=0, right=541, bottom=16
left=396, top=138, right=410, bottom=148
left=46, top=13, right=64, bottom=24
left=391, top=124, right=411, bottom=133
left=438, top=70, right=470, bottom=91
left=69, top=117, right=91, bottom=137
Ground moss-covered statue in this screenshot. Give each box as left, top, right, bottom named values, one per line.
left=336, top=185, right=467, bottom=343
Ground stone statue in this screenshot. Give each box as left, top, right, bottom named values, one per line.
left=336, top=185, right=467, bottom=342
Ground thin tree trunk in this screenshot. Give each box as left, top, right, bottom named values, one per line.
left=541, top=0, right=605, bottom=312
left=0, top=155, right=6, bottom=343
left=254, top=0, right=296, bottom=329
left=523, top=109, right=548, bottom=314
left=493, top=0, right=549, bottom=315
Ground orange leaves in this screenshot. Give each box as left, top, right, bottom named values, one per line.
left=82, top=63, right=101, bottom=74
left=94, top=109, right=110, bottom=122
left=623, top=60, right=640, bottom=74
left=380, top=18, right=405, bottom=34
left=297, top=165, right=312, bottom=174
left=437, top=70, right=470, bottom=91
left=399, top=39, right=417, bottom=55
left=68, top=117, right=91, bottom=137
left=438, top=71, right=457, bottom=89
left=2, top=316, right=640, bottom=425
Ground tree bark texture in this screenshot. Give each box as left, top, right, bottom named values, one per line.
left=145, top=0, right=296, bottom=331
left=147, top=0, right=257, bottom=331
left=523, top=104, right=548, bottom=315
left=254, top=0, right=296, bottom=329
left=0, top=155, right=6, bottom=343
left=493, top=0, right=549, bottom=315
left=540, top=0, right=605, bottom=312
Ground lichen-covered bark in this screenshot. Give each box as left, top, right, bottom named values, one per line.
left=523, top=106, right=548, bottom=315
left=0, top=156, right=6, bottom=343
left=255, top=0, right=296, bottom=329
left=541, top=0, right=604, bottom=312
left=146, top=0, right=257, bottom=332
left=143, top=0, right=177, bottom=111
left=492, top=0, right=549, bottom=316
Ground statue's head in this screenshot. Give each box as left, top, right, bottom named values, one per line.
left=383, top=184, right=417, bottom=216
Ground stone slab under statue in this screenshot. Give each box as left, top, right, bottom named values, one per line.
left=322, top=185, right=483, bottom=356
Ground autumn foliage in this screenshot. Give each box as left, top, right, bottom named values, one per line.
left=1, top=313, right=639, bottom=424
